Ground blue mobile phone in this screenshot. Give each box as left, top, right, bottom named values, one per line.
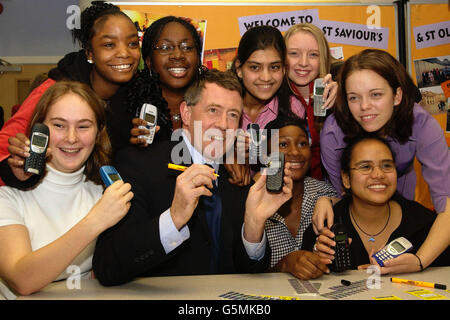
left=100, top=165, right=122, bottom=187
left=372, top=237, right=413, bottom=267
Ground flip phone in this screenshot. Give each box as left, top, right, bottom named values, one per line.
left=100, top=165, right=123, bottom=187
left=266, top=152, right=285, bottom=193
left=24, top=123, right=49, bottom=175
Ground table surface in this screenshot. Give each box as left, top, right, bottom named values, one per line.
left=16, top=267, right=450, bottom=301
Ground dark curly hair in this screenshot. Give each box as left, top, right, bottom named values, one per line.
left=141, top=16, right=203, bottom=74
left=335, top=49, right=417, bottom=144
left=71, top=2, right=172, bottom=136
left=127, top=16, right=206, bottom=135
left=71, top=1, right=131, bottom=50
left=264, top=115, right=308, bottom=143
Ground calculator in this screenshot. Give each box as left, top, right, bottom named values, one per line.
left=331, top=222, right=352, bottom=272
left=372, top=237, right=413, bottom=267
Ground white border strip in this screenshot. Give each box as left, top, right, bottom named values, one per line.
left=110, top=1, right=395, bottom=7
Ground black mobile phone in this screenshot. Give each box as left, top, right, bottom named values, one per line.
left=330, top=220, right=352, bottom=272
left=266, top=152, right=284, bottom=193
left=24, top=123, right=49, bottom=175
left=247, top=123, right=261, bottom=165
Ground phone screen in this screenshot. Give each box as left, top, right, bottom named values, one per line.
left=335, top=233, right=347, bottom=242
left=108, top=174, right=121, bottom=182
left=391, top=241, right=405, bottom=252
left=32, top=134, right=48, bottom=147
left=145, top=113, right=156, bottom=123
left=315, top=86, right=325, bottom=95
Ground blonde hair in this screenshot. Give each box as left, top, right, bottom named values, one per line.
left=284, top=23, right=331, bottom=78
left=30, top=81, right=111, bottom=184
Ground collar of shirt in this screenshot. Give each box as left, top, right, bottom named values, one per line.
left=240, top=97, right=278, bottom=130
left=181, top=130, right=220, bottom=174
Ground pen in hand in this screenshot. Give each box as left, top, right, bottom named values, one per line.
left=168, top=163, right=219, bottom=177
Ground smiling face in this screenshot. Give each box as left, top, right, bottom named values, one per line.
left=341, top=139, right=397, bottom=207
left=149, top=21, right=199, bottom=91
left=345, top=69, right=402, bottom=133
left=44, top=93, right=98, bottom=174
left=87, top=14, right=140, bottom=87
left=180, top=82, right=242, bottom=161
left=286, top=31, right=320, bottom=92
left=236, top=47, right=284, bottom=103
left=275, top=125, right=311, bottom=181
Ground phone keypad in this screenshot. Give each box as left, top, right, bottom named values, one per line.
left=25, top=154, right=45, bottom=175
left=139, top=124, right=155, bottom=144
left=334, top=242, right=351, bottom=272
left=373, top=250, right=394, bottom=266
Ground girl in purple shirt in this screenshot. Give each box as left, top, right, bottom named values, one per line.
left=316, top=49, right=450, bottom=274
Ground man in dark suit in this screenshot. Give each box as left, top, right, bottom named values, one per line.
left=93, top=70, right=293, bottom=286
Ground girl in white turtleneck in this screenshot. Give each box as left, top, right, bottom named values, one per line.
left=0, top=81, right=133, bottom=298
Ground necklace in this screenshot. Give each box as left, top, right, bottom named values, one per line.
left=350, top=202, right=391, bottom=242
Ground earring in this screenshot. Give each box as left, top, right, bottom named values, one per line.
left=87, top=59, right=93, bottom=64
left=198, top=65, right=208, bottom=76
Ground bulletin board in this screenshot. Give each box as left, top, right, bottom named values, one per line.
left=407, top=1, right=450, bottom=209
left=115, top=2, right=398, bottom=67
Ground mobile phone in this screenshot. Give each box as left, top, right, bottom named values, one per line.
left=330, top=220, right=352, bottom=272
left=24, top=123, right=49, bottom=175
left=372, top=237, right=413, bottom=267
left=100, top=165, right=123, bottom=187
left=138, top=103, right=157, bottom=144
left=247, top=123, right=262, bottom=165
left=313, top=78, right=326, bottom=117
left=266, top=152, right=284, bottom=193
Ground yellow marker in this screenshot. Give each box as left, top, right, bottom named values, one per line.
left=168, top=163, right=219, bottom=177
left=391, top=277, right=447, bottom=290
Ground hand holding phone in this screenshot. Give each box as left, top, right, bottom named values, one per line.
left=138, top=103, right=157, bottom=145
left=372, top=237, right=413, bottom=267
left=313, top=78, right=327, bottom=117
left=266, top=152, right=285, bottom=193
left=100, top=165, right=123, bottom=187
left=330, top=220, right=352, bottom=272
left=24, top=123, right=49, bottom=175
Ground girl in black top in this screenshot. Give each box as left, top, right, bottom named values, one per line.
left=302, top=135, right=449, bottom=271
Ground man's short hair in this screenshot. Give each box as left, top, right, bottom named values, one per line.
left=184, top=69, right=243, bottom=106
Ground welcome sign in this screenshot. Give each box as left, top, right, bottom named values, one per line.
left=238, top=9, right=389, bottom=50
left=317, top=20, right=389, bottom=49
left=238, top=9, right=320, bottom=34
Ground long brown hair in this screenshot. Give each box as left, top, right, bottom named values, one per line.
left=335, top=49, right=416, bottom=143
left=29, top=81, right=111, bottom=184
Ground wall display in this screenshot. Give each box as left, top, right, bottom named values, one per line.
left=117, top=2, right=398, bottom=70
left=407, top=1, right=450, bottom=208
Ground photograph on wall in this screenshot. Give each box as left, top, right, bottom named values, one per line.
left=414, top=55, right=450, bottom=115
left=203, top=47, right=237, bottom=72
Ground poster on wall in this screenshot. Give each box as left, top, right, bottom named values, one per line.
left=413, top=55, right=450, bottom=115
left=408, top=2, right=450, bottom=146
left=118, top=3, right=397, bottom=73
